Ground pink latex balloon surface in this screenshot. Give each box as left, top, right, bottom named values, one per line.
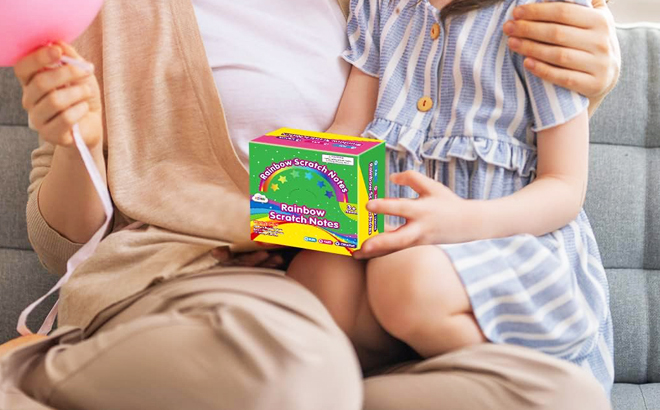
left=0, top=0, right=104, bottom=67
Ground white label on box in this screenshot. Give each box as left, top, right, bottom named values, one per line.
left=322, top=154, right=354, bottom=166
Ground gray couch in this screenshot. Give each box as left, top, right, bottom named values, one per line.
left=1, top=25, right=658, bottom=409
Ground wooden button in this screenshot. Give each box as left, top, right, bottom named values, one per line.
left=417, top=96, right=433, bottom=112
left=430, top=23, right=441, bottom=40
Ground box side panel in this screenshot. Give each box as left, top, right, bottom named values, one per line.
left=357, top=143, right=386, bottom=248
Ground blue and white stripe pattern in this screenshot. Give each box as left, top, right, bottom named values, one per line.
left=343, top=0, right=614, bottom=394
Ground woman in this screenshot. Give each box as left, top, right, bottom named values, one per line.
left=0, top=0, right=620, bottom=409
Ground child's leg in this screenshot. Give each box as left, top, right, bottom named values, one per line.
left=366, top=245, right=487, bottom=358
left=287, top=251, right=405, bottom=370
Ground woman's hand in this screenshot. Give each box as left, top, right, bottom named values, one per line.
left=211, top=248, right=287, bottom=270
left=14, top=42, right=103, bottom=149
left=354, top=171, right=471, bottom=259
left=504, top=0, right=621, bottom=102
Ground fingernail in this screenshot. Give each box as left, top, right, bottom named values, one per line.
left=503, top=21, right=515, bottom=35
left=513, top=7, right=524, bottom=19
left=509, top=37, right=522, bottom=49
left=48, top=47, right=60, bottom=61
left=525, top=58, right=536, bottom=69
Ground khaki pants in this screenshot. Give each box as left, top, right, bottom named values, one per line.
left=0, top=268, right=611, bottom=410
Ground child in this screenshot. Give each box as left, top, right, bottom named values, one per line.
left=287, top=0, right=614, bottom=394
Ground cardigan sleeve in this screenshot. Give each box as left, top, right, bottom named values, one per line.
left=26, top=140, right=86, bottom=276
left=25, top=12, right=109, bottom=277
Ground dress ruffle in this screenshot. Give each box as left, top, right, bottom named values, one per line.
left=364, top=117, right=538, bottom=177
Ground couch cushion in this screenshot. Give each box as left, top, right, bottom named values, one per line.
left=585, top=25, right=660, bottom=385
left=587, top=25, right=660, bottom=270
left=0, top=125, right=39, bottom=251
left=612, top=383, right=660, bottom=410
left=612, top=384, right=648, bottom=410
left=608, top=269, right=660, bottom=384
left=587, top=144, right=651, bottom=269
left=0, top=249, right=57, bottom=342
left=0, top=67, right=27, bottom=126
left=640, top=383, right=660, bottom=410
left=590, top=26, right=660, bottom=149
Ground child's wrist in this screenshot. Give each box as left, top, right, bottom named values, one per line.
left=461, top=200, right=492, bottom=242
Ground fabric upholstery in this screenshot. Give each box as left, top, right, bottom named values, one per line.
left=0, top=125, right=38, bottom=251
left=0, top=67, right=27, bottom=126
left=0, top=24, right=659, bottom=409
left=612, top=384, right=653, bottom=410
left=641, top=384, right=660, bottom=410
left=0, top=249, right=58, bottom=340
left=584, top=26, right=660, bottom=391
left=588, top=25, right=660, bottom=271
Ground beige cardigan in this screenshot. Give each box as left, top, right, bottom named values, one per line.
left=26, top=0, right=350, bottom=329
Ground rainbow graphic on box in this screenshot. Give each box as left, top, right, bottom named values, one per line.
left=250, top=128, right=385, bottom=255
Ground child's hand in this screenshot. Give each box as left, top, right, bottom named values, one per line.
left=13, top=42, right=103, bottom=149
left=354, top=171, right=472, bottom=259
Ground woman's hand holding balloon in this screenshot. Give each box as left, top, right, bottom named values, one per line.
left=14, top=42, right=103, bottom=150
left=13, top=43, right=108, bottom=245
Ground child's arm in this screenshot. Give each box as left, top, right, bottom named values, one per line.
left=468, top=110, right=589, bottom=239
left=358, top=113, right=590, bottom=258
left=326, top=66, right=379, bottom=137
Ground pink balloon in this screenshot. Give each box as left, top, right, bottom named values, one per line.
left=0, top=0, right=104, bottom=67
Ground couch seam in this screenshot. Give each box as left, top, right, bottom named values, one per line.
left=590, top=142, right=660, bottom=149
left=0, top=245, right=34, bottom=252
left=643, top=141, right=652, bottom=384
left=638, top=384, right=650, bottom=410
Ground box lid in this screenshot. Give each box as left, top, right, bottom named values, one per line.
left=251, top=128, right=384, bottom=155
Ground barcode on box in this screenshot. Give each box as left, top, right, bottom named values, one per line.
left=322, top=154, right=354, bottom=166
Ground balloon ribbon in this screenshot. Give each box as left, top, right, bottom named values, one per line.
left=17, top=58, right=113, bottom=336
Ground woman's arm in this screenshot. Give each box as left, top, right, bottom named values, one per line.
left=468, top=111, right=589, bottom=239
left=505, top=0, right=621, bottom=115
left=326, top=66, right=379, bottom=137
left=15, top=43, right=107, bottom=274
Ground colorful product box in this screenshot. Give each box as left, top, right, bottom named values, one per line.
left=250, top=128, right=385, bottom=255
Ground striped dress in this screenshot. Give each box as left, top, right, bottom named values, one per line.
left=343, top=0, right=614, bottom=394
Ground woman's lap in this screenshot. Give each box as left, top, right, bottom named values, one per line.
left=0, top=267, right=610, bottom=410
left=1, top=268, right=363, bottom=410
